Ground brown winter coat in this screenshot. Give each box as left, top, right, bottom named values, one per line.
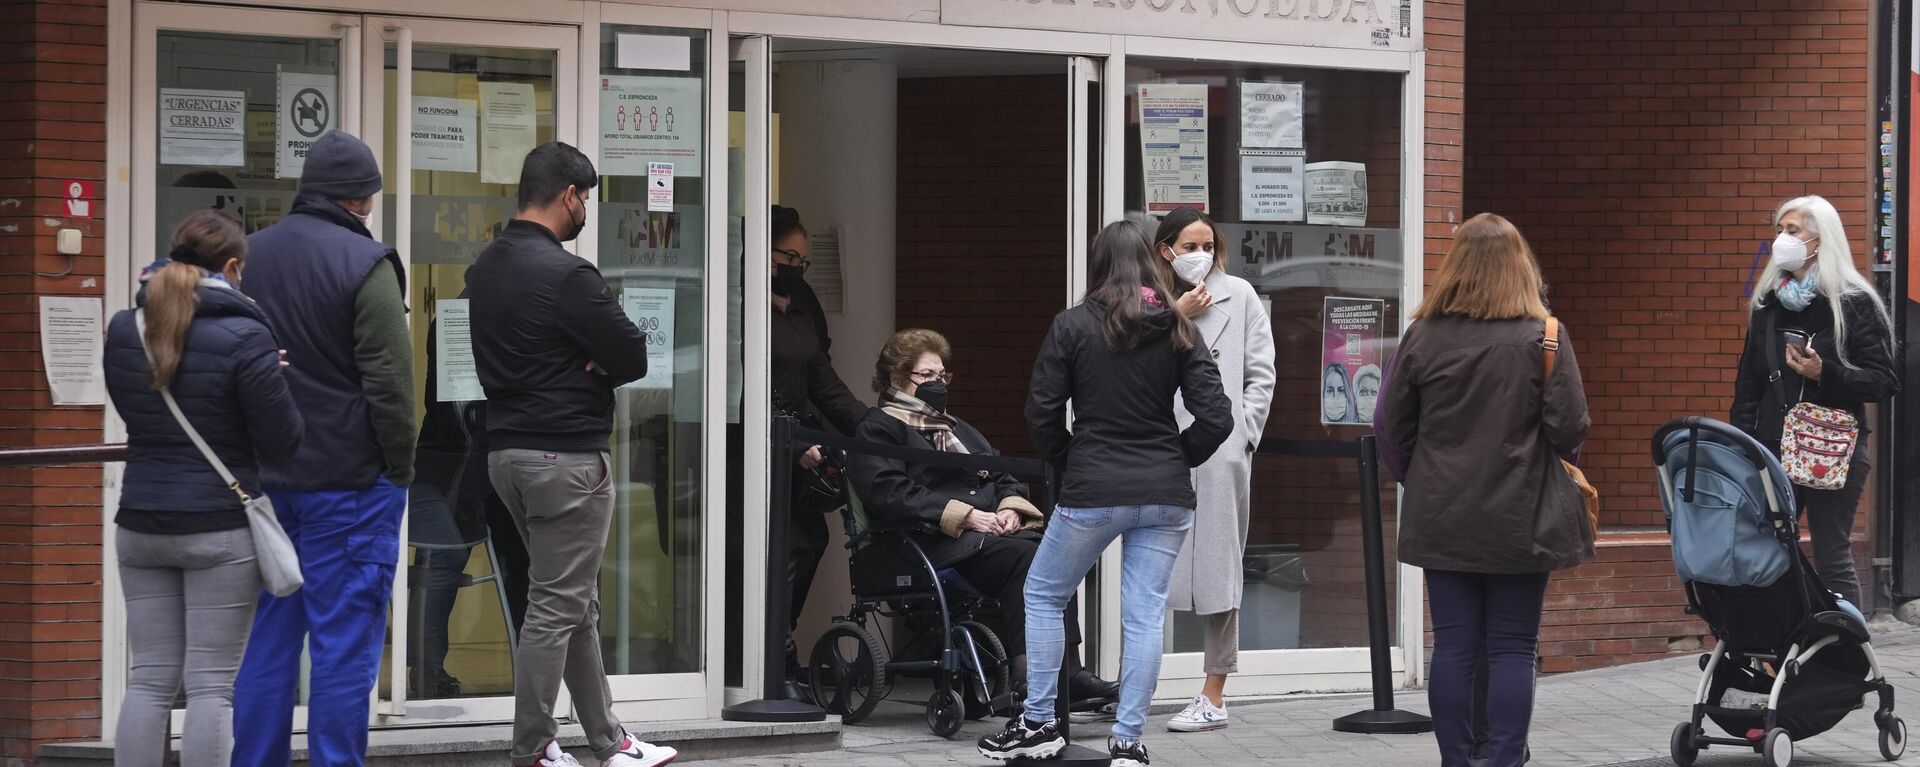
left=1377, top=315, right=1594, bottom=574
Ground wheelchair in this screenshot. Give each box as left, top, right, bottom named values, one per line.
left=806, top=489, right=1012, bottom=738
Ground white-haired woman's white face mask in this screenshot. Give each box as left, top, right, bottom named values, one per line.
left=1772, top=210, right=1820, bottom=274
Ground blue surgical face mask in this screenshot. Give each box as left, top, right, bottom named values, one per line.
left=1777, top=274, right=1819, bottom=312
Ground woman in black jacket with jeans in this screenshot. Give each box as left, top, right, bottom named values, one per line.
left=979, top=221, right=1232, bottom=767
left=1730, top=195, right=1899, bottom=608
left=103, top=210, right=303, bottom=767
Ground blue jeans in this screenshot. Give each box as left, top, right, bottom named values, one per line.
left=1427, top=569, right=1550, bottom=767
left=234, top=477, right=406, bottom=767
left=1022, top=504, right=1193, bottom=742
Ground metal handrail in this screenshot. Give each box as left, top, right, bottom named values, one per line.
left=0, top=444, right=128, bottom=467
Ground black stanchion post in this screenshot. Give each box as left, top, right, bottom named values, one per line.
left=1332, top=435, right=1433, bottom=735
left=1012, top=466, right=1109, bottom=767
left=723, top=415, right=827, bottom=723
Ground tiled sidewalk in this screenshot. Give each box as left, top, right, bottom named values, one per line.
left=704, top=620, right=1920, bottom=766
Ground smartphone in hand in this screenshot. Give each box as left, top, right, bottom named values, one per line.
left=1783, top=330, right=1810, bottom=354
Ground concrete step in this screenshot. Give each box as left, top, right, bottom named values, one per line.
left=38, top=718, right=841, bottom=766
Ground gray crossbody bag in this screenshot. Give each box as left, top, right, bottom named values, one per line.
left=135, top=308, right=303, bottom=596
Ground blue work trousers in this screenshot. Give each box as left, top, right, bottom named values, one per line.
left=233, top=478, right=405, bottom=767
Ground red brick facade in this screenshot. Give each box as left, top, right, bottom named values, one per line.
left=1, top=0, right=111, bottom=761
left=1464, top=0, right=1877, bottom=672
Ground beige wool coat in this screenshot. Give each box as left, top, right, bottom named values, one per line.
left=1168, top=271, right=1278, bottom=615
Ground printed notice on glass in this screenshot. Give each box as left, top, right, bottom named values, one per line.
left=1320, top=297, right=1385, bottom=427
left=620, top=287, right=675, bottom=390
left=1239, top=152, right=1304, bottom=222
left=479, top=83, right=537, bottom=185
left=38, top=297, right=104, bottom=406
left=1240, top=82, right=1304, bottom=150
left=807, top=230, right=845, bottom=313
left=276, top=73, right=336, bottom=178
left=1305, top=161, right=1369, bottom=227
left=434, top=299, right=483, bottom=402
left=412, top=96, right=477, bottom=173
left=647, top=162, right=674, bottom=212
left=1138, top=84, right=1210, bottom=214
left=600, top=75, right=703, bottom=177
left=161, top=89, right=247, bottom=167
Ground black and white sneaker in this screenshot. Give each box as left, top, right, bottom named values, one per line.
left=977, top=716, right=1065, bottom=761
left=1109, top=737, right=1150, bottom=767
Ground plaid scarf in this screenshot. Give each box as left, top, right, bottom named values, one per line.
left=880, top=389, right=970, bottom=455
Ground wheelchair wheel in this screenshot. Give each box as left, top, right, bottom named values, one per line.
left=957, top=621, right=1009, bottom=720
left=809, top=621, right=890, bottom=724
left=927, top=687, right=965, bottom=739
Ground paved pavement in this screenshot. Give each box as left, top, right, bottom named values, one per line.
left=703, top=619, right=1920, bottom=767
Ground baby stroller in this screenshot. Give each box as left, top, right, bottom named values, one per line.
left=1653, top=417, right=1904, bottom=767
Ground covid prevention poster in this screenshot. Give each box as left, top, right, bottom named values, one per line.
left=601, top=75, right=703, bottom=177
left=1321, top=297, right=1385, bottom=427
left=1138, top=83, right=1210, bottom=213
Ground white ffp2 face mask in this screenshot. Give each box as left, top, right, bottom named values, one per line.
left=1171, top=250, right=1213, bottom=284
left=1770, top=232, right=1810, bottom=273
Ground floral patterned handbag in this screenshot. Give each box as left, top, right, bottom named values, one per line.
left=1762, top=315, right=1858, bottom=491
left=1780, top=402, right=1857, bottom=491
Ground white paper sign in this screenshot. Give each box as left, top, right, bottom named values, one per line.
left=161, top=89, right=247, bottom=167
left=38, top=297, right=104, bottom=406
left=479, top=83, right=537, bottom=185
left=412, top=97, right=478, bottom=173
left=276, top=73, right=336, bottom=179
left=1305, top=161, right=1369, bottom=227
left=1138, top=84, right=1210, bottom=214
left=807, top=230, right=845, bottom=313
left=1240, top=153, right=1305, bottom=222
left=619, top=287, right=675, bottom=390
left=648, top=162, right=674, bottom=212
left=1241, top=82, right=1304, bottom=150
left=617, top=34, right=692, bottom=71
left=433, top=300, right=483, bottom=403
left=600, top=76, right=703, bottom=177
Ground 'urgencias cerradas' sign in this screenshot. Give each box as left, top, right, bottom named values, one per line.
left=940, top=0, right=1416, bottom=51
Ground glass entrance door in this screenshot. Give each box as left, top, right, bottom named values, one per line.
left=359, top=15, right=577, bottom=724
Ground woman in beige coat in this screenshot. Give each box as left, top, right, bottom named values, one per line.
left=1154, top=207, right=1277, bottom=732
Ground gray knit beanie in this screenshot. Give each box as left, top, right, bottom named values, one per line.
left=299, top=131, right=383, bottom=199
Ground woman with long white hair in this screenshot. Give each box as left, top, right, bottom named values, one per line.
left=1730, top=195, right=1899, bottom=608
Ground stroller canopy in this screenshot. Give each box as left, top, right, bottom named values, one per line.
left=1652, top=418, right=1797, bottom=589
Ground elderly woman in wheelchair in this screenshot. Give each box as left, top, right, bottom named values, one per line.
left=815, top=328, right=1117, bottom=737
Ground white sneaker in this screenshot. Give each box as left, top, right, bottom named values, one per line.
left=601, top=730, right=678, bottom=767
left=532, top=741, right=585, bottom=767
left=1166, top=696, right=1229, bottom=732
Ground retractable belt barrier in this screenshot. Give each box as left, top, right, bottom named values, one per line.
left=1254, top=435, right=1431, bottom=735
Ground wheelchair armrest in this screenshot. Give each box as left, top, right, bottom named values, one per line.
left=865, top=519, right=941, bottom=537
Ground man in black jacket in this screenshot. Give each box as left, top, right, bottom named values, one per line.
left=469, top=143, right=676, bottom=767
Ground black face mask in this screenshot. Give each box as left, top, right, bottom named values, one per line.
left=771, top=264, right=806, bottom=297
left=561, top=193, right=587, bottom=242
left=914, top=380, right=949, bottom=412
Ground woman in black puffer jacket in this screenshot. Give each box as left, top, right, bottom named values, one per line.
left=1730, top=195, right=1899, bottom=608
left=103, top=209, right=303, bottom=767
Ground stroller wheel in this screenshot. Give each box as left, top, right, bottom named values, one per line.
left=1762, top=728, right=1792, bottom=767
left=1670, top=722, right=1700, bottom=767
left=927, top=687, right=964, bottom=739
left=1881, top=714, right=1906, bottom=761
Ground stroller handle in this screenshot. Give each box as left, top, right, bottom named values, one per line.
left=1650, top=416, right=1777, bottom=471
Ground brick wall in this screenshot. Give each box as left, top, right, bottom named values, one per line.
left=0, top=0, right=111, bottom=762
left=896, top=74, right=1069, bottom=457
left=1464, top=0, right=1876, bottom=529
left=1462, top=1, right=1877, bottom=670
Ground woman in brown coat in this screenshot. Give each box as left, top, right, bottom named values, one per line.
left=1376, top=213, right=1593, bottom=767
